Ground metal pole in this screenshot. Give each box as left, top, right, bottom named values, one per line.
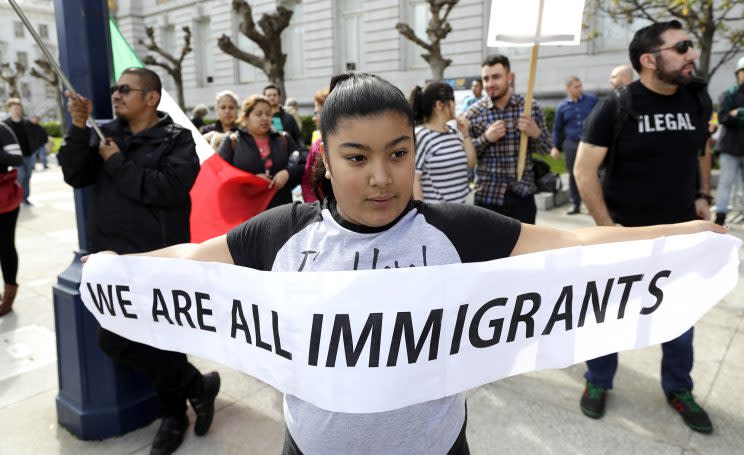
left=7, top=0, right=107, bottom=142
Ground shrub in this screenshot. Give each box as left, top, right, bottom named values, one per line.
left=42, top=121, right=63, bottom=137
left=301, top=115, right=315, bottom=146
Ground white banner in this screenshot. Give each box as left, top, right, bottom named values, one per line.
left=80, top=232, right=740, bottom=413
left=487, top=0, right=586, bottom=47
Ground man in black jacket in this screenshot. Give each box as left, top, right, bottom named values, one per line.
left=58, top=67, right=220, bottom=455
left=714, top=56, right=744, bottom=225
left=263, top=84, right=305, bottom=149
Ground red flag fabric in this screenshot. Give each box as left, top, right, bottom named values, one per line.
left=190, top=154, right=277, bottom=242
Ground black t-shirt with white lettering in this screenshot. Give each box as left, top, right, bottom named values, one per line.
left=582, top=81, right=709, bottom=226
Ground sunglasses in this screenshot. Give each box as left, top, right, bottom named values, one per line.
left=653, top=40, right=694, bottom=54
left=110, top=84, right=147, bottom=95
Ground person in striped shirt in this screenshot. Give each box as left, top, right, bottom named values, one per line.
left=409, top=82, right=476, bottom=203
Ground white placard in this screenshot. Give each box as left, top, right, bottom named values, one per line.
left=487, top=0, right=586, bottom=47
left=80, top=232, right=739, bottom=413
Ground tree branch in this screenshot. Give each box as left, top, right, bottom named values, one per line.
left=217, top=34, right=268, bottom=70
left=396, top=23, right=432, bottom=51
left=138, top=26, right=178, bottom=68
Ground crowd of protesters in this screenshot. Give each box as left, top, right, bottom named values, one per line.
left=0, top=16, right=742, bottom=455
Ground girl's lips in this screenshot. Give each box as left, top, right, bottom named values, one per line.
left=367, top=196, right=396, bottom=207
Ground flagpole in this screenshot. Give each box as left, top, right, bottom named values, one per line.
left=517, top=0, right=545, bottom=181
left=7, top=0, right=107, bottom=142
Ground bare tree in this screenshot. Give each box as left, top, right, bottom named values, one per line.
left=396, top=0, right=459, bottom=81
left=218, top=0, right=297, bottom=101
left=30, top=58, right=63, bottom=121
left=0, top=61, right=26, bottom=99
left=600, top=0, right=744, bottom=80
left=139, top=25, right=192, bottom=109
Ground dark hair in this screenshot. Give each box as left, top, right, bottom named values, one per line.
left=310, top=150, right=332, bottom=201
left=263, top=84, right=281, bottom=96
left=629, top=20, right=684, bottom=73
left=121, top=67, right=162, bottom=96
left=313, top=72, right=415, bottom=199
left=409, top=81, right=454, bottom=124
left=482, top=54, right=511, bottom=72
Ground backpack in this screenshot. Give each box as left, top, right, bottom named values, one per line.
left=533, top=158, right=563, bottom=194
left=603, top=79, right=712, bottom=193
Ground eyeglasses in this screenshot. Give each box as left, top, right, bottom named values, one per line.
left=653, top=40, right=694, bottom=55
left=110, top=84, right=147, bottom=95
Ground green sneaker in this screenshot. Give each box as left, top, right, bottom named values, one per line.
left=667, top=390, right=713, bottom=434
left=580, top=381, right=607, bottom=418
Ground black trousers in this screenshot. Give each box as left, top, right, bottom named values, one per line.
left=281, top=411, right=470, bottom=455
left=0, top=207, right=19, bottom=285
left=562, top=138, right=581, bottom=208
left=98, top=328, right=202, bottom=417
left=476, top=191, right=537, bottom=224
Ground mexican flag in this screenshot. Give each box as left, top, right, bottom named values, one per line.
left=109, top=19, right=275, bottom=242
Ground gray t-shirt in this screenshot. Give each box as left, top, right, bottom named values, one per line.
left=227, top=199, right=521, bottom=454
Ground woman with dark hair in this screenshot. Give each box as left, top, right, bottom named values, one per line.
left=218, top=95, right=304, bottom=209
left=104, top=73, right=725, bottom=454
left=409, top=82, right=476, bottom=203
left=0, top=122, right=23, bottom=316
left=200, top=90, right=240, bottom=136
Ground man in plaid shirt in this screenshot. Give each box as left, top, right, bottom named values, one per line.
left=466, top=54, right=553, bottom=223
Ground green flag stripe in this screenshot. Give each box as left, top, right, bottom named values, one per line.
left=109, top=18, right=143, bottom=80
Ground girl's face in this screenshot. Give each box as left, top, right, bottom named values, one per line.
left=217, top=97, right=238, bottom=126
left=245, top=102, right=272, bottom=135
left=323, top=112, right=415, bottom=227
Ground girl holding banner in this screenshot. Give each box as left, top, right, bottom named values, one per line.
left=87, top=73, right=728, bottom=454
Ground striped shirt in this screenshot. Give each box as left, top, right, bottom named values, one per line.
left=414, top=125, right=470, bottom=203
left=465, top=94, right=552, bottom=206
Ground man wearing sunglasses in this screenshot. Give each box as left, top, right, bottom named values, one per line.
left=58, top=67, right=220, bottom=455
left=574, top=21, right=714, bottom=434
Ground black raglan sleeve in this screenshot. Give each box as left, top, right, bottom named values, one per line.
left=226, top=201, right=320, bottom=270
left=421, top=202, right=522, bottom=262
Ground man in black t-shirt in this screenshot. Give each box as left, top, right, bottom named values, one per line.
left=574, top=21, right=714, bottom=434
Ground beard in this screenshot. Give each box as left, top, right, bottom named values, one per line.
left=489, top=85, right=510, bottom=104
left=655, top=56, right=696, bottom=86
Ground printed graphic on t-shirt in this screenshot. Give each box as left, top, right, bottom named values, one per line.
left=637, top=113, right=697, bottom=133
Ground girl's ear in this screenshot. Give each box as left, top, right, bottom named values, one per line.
left=320, top=142, right=331, bottom=179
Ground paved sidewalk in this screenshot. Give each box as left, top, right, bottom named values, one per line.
left=0, top=167, right=742, bottom=454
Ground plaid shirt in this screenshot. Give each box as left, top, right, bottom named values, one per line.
left=466, top=93, right=552, bottom=206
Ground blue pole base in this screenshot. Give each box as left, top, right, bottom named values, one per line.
left=54, top=251, right=159, bottom=440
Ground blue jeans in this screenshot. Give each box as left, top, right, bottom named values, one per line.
left=716, top=153, right=744, bottom=214
left=36, top=145, right=48, bottom=168
left=16, top=153, right=36, bottom=202
left=585, top=327, right=694, bottom=395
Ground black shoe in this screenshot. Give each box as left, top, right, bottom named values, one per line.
left=667, top=390, right=713, bottom=434
left=150, top=415, right=188, bottom=455
left=715, top=212, right=727, bottom=226
left=580, top=381, right=607, bottom=418
left=565, top=205, right=581, bottom=215
left=189, top=371, right=221, bottom=436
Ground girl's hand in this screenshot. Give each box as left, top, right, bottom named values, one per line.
left=679, top=220, right=728, bottom=235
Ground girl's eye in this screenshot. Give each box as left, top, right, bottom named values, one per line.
left=391, top=150, right=408, bottom=159
left=346, top=154, right=366, bottom=163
